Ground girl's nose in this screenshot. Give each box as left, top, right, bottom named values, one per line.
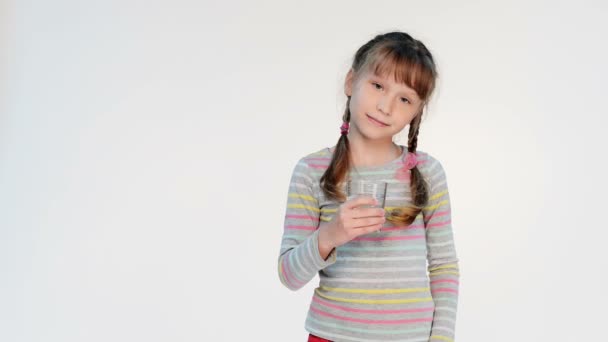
left=377, top=97, right=392, bottom=116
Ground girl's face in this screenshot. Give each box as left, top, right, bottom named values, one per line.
left=345, top=68, right=422, bottom=141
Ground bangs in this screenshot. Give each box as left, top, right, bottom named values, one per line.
left=363, top=46, right=435, bottom=101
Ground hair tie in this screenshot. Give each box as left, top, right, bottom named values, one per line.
left=394, top=151, right=419, bottom=181
left=340, top=122, right=350, bottom=135
left=404, top=152, right=418, bottom=170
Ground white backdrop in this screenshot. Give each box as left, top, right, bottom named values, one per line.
left=2, top=0, right=607, bottom=341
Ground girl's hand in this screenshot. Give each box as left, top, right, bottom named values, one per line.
left=318, top=196, right=386, bottom=252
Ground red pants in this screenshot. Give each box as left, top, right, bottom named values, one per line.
left=308, top=333, right=332, bottom=342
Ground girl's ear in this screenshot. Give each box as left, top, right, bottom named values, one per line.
left=344, top=68, right=354, bottom=97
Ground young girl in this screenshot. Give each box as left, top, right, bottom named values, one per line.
left=277, top=31, right=459, bottom=342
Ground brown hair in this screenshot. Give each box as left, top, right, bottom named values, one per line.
left=319, top=31, right=438, bottom=226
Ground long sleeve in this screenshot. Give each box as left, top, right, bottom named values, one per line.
left=277, top=158, right=337, bottom=291
left=422, top=157, right=460, bottom=342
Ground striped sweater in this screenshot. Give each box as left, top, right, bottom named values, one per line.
left=277, top=144, right=460, bottom=342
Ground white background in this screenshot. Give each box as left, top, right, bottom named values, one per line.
left=2, top=0, right=607, bottom=341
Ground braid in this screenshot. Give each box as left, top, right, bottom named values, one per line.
left=407, top=113, right=429, bottom=210
left=407, top=114, right=421, bottom=153
left=320, top=97, right=352, bottom=202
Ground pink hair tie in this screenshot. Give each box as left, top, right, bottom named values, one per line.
left=340, top=122, right=350, bottom=135
left=404, top=152, right=418, bottom=170
left=395, top=151, right=419, bottom=181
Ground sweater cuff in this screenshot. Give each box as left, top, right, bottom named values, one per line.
left=310, top=228, right=337, bottom=269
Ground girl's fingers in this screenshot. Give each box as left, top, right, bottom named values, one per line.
left=355, top=223, right=384, bottom=235
left=350, top=217, right=385, bottom=229
left=351, top=207, right=385, bottom=219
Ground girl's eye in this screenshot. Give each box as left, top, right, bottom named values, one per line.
left=373, top=83, right=410, bottom=104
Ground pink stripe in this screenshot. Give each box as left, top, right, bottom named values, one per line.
left=310, top=158, right=429, bottom=170
left=306, top=157, right=331, bottom=161
left=430, top=279, right=459, bottom=285
left=424, top=210, right=450, bottom=223
left=286, top=214, right=319, bottom=221
left=285, top=225, right=316, bottom=231
left=380, top=223, right=424, bottom=232
left=354, top=234, right=425, bottom=242
left=427, top=219, right=451, bottom=229
left=310, top=306, right=433, bottom=325
left=313, top=296, right=434, bottom=315
left=433, top=288, right=459, bottom=294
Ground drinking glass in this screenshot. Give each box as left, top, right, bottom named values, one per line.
left=346, top=179, right=388, bottom=209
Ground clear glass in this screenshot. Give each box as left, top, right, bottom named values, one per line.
left=346, top=179, right=388, bottom=209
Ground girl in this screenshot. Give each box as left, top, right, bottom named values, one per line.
left=277, top=31, right=460, bottom=342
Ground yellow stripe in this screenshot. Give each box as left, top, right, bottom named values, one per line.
left=429, top=190, right=448, bottom=201
left=321, top=208, right=337, bottom=213
left=430, top=336, right=453, bottom=342
left=428, top=263, right=459, bottom=272
left=320, top=216, right=332, bottom=222
left=429, top=270, right=460, bottom=276
left=288, top=193, right=317, bottom=203
left=424, top=199, right=448, bottom=211
left=287, top=204, right=320, bottom=212
left=315, top=289, right=433, bottom=305
left=319, top=286, right=429, bottom=294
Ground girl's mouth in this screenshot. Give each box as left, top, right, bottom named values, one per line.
left=366, top=114, right=389, bottom=127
